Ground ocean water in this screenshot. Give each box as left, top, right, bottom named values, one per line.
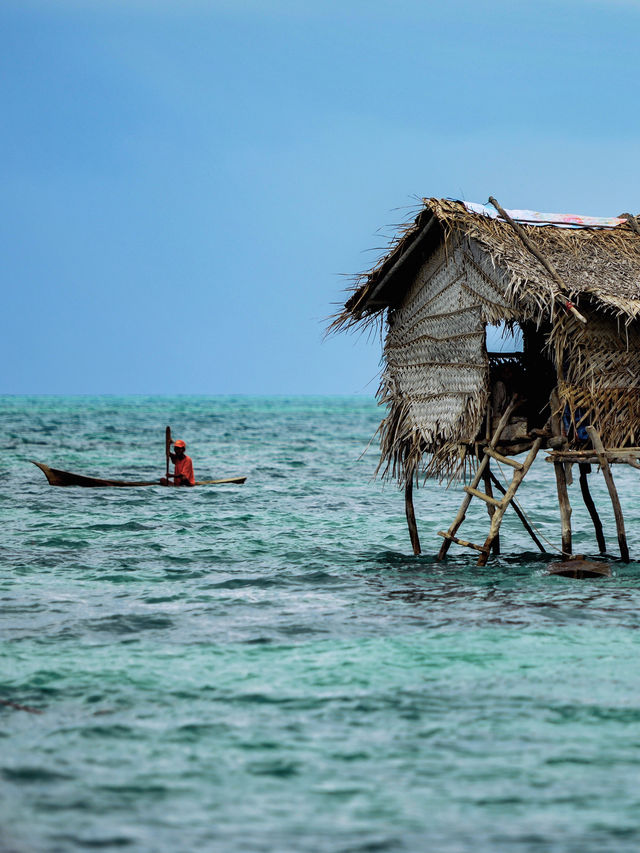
left=3, top=395, right=640, bottom=853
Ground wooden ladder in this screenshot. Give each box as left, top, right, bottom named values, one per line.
left=436, top=401, right=543, bottom=566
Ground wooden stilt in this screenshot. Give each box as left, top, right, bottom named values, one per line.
left=488, top=471, right=546, bottom=553
left=436, top=399, right=518, bottom=561
left=554, top=461, right=572, bottom=556
left=482, top=462, right=500, bottom=555
left=586, top=427, right=630, bottom=562
left=578, top=463, right=606, bottom=555
left=476, top=437, right=543, bottom=566
left=405, top=477, right=421, bottom=556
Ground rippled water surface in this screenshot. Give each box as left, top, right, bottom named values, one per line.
left=3, top=395, right=640, bottom=852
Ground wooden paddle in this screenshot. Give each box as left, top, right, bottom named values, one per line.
left=165, top=426, right=172, bottom=482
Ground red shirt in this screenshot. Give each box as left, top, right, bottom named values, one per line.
left=174, top=454, right=195, bottom=486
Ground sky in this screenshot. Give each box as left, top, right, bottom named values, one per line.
left=2, top=0, right=640, bottom=395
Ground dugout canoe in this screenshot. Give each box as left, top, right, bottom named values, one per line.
left=31, top=461, right=246, bottom=488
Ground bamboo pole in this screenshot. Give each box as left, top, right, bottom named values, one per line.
left=554, top=461, right=573, bottom=556
left=165, top=426, right=172, bottom=483
left=586, top=426, right=630, bottom=562
left=578, top=463, right=606, bottom=555
left=488, top=196, right=587, bottom=324
left=405, top=478, right=421, bottom=556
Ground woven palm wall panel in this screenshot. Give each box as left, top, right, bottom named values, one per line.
left=379, top=238, right=513, bottom=481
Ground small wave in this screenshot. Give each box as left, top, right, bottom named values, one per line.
left=96, top=783, right=172, bottom=797
left=86, top=521, right=151, bottom=532
left=232, top=693, right=319, bottom=711
left=166, top=722, right=230, bottom=743
left=207, top=577, right=284, bottom=590
left=84, top=614, right=174, bottom=634
left=142, top=595, right=182, bottom=604
left=246, top=759, right=299, bottom=778
left=290, top=570, right=344, bottom=585
left=50, top=833, right=135, bottom=848
left=72, top=724, right=137, bottom=739
left=38, top=537, right=90, bottom=549
left=162, top=569, right=207, bottom=579
left=3, top=766, right=73, bottom=783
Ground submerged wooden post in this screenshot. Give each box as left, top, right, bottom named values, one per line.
left=405, top=477, right=421, bottom=556
left=586, top=426, right=630, bottom=562
left=554, top=461, right=572, bottom=556
left=578, top=463, right=606, bottom=555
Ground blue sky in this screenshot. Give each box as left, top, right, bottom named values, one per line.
left=2, top=0, right=639, bottom=394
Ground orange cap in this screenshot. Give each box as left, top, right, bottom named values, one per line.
left=174, top=439, right=186, bottom=448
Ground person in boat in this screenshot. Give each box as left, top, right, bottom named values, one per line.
left=161, top=439, right=195, bottom=487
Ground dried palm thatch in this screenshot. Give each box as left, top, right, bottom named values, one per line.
left=332, top=198, right=640, bottom=485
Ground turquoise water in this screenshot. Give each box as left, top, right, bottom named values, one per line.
left=3, top=395, right=640, bottom=852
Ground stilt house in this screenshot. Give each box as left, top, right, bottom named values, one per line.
left=333, top=197, right=640, bottom=566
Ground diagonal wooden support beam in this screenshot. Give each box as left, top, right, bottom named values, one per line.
left=488, top=471, right=546, bottom=553
left=436, top=399, right=519, bottom=560
left=586, top=426, right=630, bottom=562
left=578, top=463, right=606, bottom=555
left=476, top=437, right=544, bottom=567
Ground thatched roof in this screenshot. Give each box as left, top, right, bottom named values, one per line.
left=334, top=198, right=640, bottom=332
left=333, top=198, right=640, bottom=485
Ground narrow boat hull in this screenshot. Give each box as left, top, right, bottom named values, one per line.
left=31, top=461, right=246, bottom=488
